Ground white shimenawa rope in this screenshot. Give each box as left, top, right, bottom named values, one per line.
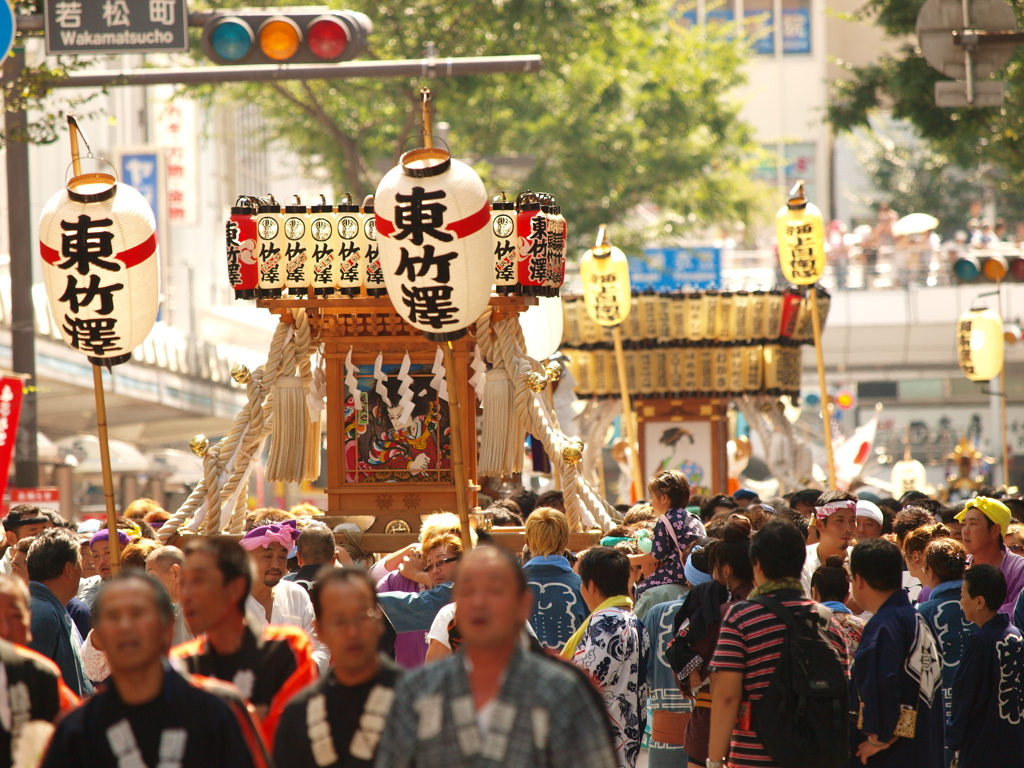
left=161, top=316, right=301, bottom=540
left=477, top=309, right=618, bottom=533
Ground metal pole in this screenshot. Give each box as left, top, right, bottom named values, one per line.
left=809, top=288, right=837, bottom=488
left=47, top=55, right=544, bottom=89
left=4, top=47, right=39, bottom=489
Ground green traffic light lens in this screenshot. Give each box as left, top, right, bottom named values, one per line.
left=953, top=257, right=981, bottom=282
left=211, top=20, right=254, bottom=62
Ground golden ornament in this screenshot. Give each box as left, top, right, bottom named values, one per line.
left=527, top=372, right=549, bottom=393
left=385, top=519, right=411, bottom=534
left=562, top=443, right=583, bottom=466
left=545, top=361, right=563, bottom=382
left=231, top=364, right=252, bottom=384
left=189, top=434, right=210, bottom=457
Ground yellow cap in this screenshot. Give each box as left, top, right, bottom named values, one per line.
left=955, top=496, right=1012, bottom=536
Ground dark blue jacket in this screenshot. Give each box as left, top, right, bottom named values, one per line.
left=916, top=580, right=975, bottom=726
left=947, top=613, right=1024, bottom=768
left=849, top=590, right=944, bottom=768
left=28, top=581, right=92, bottom=698
left=522, top=556, right=588, bottom=651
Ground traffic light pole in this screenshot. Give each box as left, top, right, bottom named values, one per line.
left=3, top=46, right=39, bottom=489
left=45, top=55, right=542, bottom=88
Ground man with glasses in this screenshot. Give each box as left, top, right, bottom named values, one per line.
left=274, top=567, right=401, bottom=768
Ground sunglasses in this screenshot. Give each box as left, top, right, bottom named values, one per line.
left=424, top=556, right=460, bottom=573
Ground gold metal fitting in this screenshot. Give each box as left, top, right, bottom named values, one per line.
left=231, top=364, right=252, bottom=384
left=527, top=372, right=548, bottom=393
left=545, top=361, right=563, bottom=382
left=562, top=443, right=583, bottom=466
left=189, top=434, right=210, bottom=457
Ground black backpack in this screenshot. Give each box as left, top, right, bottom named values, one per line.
left=748, top=595, right=850, bottom=768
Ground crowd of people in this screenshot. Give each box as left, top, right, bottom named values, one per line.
left=0, top=478, right=1020, bottom=767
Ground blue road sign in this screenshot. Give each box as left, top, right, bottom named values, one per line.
left=629, top=247, right=721, bottom=291
left=0, top=1, right=15, bottom=62
left=118, top=151, right=161, bottom=234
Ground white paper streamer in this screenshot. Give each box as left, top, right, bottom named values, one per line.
left=394, top=352, right=416, bottom=428
left=345, top=347, right=360, bottom=408
left=373, top=353, right=392, bottom=407
left=430, top=347, right=449, bottom=402
left=306, top=349, right=327, bottom=421
left=469, top=344, right=487, bottom=403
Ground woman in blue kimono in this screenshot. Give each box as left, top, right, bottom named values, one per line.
left=916, top=537, right=973, bottom=768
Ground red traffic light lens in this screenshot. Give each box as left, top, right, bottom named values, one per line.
left=308, top=17, right=348, bottom=60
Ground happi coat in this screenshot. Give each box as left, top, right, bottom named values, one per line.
left=374, top=644, right=617, bottom=768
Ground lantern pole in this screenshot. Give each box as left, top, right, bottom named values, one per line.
left=67, top=114, right=122, bottom=575
left=809, top=286, right=837, bottom=489
left=441, top=342, right=474, bottom=552
left=612, top=325, right=645, bottom=501
left=999, top=285, right=1009, bottom=487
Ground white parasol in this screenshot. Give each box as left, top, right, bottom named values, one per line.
left=892, top=212, right=939, bottom=237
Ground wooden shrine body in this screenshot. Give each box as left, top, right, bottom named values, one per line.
left=636, top=396, right=729, bottom=498
left=259, top=295, right=533, bottom=550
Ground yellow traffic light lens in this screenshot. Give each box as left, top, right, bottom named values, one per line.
left=259, top=18, right=301, bottom=61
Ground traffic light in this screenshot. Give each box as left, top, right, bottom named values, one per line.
left=953, top=253, right=1024, bottom=283
left=202, top=10, right=372, bottom=65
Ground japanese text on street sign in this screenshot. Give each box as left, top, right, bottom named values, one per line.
left=45, top=0, right=188, bottom=54
left=630, top=247, right=722, bottom=291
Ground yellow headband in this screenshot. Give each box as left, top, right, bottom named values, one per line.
left=955, top=496, right=1012, bottom=537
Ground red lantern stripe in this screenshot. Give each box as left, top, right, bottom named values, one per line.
left=444, top=201, right=489, bottom=238
left=375, top=201, right=490, bottom=242
left=39, top=232, right=156, bottom=268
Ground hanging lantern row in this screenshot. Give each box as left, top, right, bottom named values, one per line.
left=562, top=286, right=830, bottom=349
left=225, top=193, right=382, bottom=299
left=566, top=342, right=802, bottom=400
left=492, top=190, right=567, bottom=298
left=224, top=188, right=568, bottom=302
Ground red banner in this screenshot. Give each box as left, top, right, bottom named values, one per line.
left=0, top=378, right=25, bottom=507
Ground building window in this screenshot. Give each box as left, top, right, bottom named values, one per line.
left=744, top=0, right=773, bottom=55
left=781, top=0, right=811, bottom=54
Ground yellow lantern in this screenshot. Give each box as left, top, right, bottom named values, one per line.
left=956, top=307, right=1004, bottom=381
left=581, top=225, right=632, bottom=327
left=776, top=181, right=826, bottom=285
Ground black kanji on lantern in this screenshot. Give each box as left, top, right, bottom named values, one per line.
left=495, top=240, right=516, bottom=281
left=396, top=245, right=456, bottom=284
left=59, top=215, right=120, bottom=275
left=260, top=241, right=282, bottom=282
left=312, top=244, right=334, bottom=285
left=401, top=284, right=459, bottom=329
left=61, top=315, right=122, bottom=355
left=285, top=242, right=307, bottom=280
left=59, top=274, right=124, bottom=315
left=226, top=221, right=243, bottom=286
left=393, top=187, right=453, bottom=246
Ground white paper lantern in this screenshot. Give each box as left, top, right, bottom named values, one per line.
left=39, top=171, right=159, bottom=367
left=375, top=147, right=492, bottom=341
left=520, top=295, right=564, bottom=361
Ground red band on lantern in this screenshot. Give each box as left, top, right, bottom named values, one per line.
left=40, top=233, right=156, bottom=268
left=374, top=214, right=395, bottom=238
left=444, top=201, right=490, bottom=238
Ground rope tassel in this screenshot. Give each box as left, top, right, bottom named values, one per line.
left=266, top=375, right=307, bottom=483
left=478, top=368, right=521, bottom=478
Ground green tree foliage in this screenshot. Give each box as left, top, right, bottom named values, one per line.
left=2, top=2, right=102, bottom=147
left=197, top=0, right=765, bottom=245
left=829, top=0, right=1024, bottom=191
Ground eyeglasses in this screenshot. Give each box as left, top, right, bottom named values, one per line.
left=1010, top=545, right=1024, bottom=555
left=324, top=609, right=382, bottom=630
left=424, top=556, right=460, bottom=573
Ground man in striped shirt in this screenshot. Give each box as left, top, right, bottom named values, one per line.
left=706, top=518, right=850, bottom=768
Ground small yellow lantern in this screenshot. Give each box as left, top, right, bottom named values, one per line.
left=956, top=307, right=1004, bottom=381
left=776, top=181, right=826, bottom=285
left=581, top=225, right=631, bottom=327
